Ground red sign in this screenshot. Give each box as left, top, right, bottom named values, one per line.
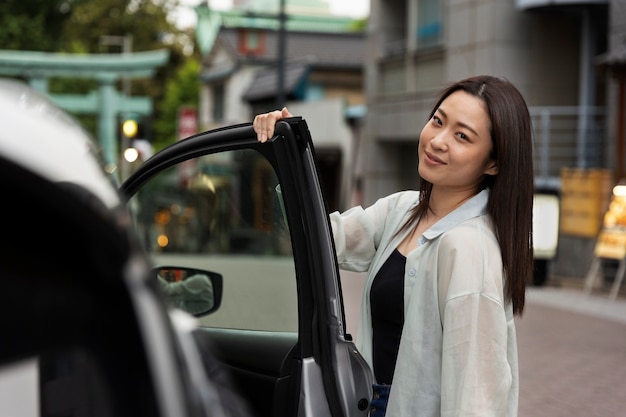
left=177, top=107, right=198, bottom=186
left=177, top=107, right=198, bottom=141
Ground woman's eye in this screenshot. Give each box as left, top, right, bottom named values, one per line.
left=432, top=116, right=442, bottom=125
left=457, top=132, right=468, bottom=140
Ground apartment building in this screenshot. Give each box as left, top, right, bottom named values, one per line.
left=361, top=0, right=611, bottom=280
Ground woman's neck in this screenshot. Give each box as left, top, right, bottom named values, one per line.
left=428, top=187, right=478, bottom=219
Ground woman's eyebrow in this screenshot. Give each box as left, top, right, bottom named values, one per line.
left=437, top=107, right=480, bottom=137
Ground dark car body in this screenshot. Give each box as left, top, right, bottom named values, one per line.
left=0, top=78, right=238, bottom=417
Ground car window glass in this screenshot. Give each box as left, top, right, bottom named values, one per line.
left=129, top=149, right=297, bottom=332
left=0, top=358, right=39, bottom=417
left=0, top=352, right=112, bottom=417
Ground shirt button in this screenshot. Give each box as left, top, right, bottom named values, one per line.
left=370, top=407, right=377, bottom=413
left=373, top=392, right=380, bottom=400
left=408, top=268, right=416, bottom=277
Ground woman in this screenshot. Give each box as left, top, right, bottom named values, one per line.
left=254, top=75, right=533, bottom=417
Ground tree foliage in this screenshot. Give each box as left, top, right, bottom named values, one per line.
left=154, top=57, right=200, bottom=151
left=0, top=0, right=198, bottom=147
left=0, top=0, right=81, bottom=51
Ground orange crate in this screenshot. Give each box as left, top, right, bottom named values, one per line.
left=560, top=193, right=606, bottom=216
left=560, top=168, right=613, bottom=196
left=560, top=211, right=603, bottom=237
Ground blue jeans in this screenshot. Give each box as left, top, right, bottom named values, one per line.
left=370, top=384, right=391, bottom=417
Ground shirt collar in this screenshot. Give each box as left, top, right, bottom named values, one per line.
left=420, top=189, right=489, bottom=243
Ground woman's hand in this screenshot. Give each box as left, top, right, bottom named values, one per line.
left=253, top=107, right=293, bottom=143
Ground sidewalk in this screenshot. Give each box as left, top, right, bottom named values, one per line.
left=525, top=285, right=626, bottom=325
left=516, top=284, right=626, bottom=417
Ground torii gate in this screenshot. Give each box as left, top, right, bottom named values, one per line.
left=0, top=49, right=169, bottom=169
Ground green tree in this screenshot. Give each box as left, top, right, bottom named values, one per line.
left=0, top=0, right=85, bottom=51
left=153, top=56, right=200, bottom=151
left=0, top=0, right=197, bottom=146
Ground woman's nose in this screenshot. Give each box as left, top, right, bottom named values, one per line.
left=430, top=132, right=447, bottom=150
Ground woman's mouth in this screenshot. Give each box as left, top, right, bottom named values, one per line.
left=424, top=151, right=445, bottom=165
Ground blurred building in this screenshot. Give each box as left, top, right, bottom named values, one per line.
left=361, top=0, right=615, bottom=282
left=597, top=0, right=626, bottom=181
left=193, top=0, right=624, bottom=283
left=194, top=0, right=366, bottom=212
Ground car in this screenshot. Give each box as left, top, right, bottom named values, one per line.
left=0, top=78, right=244, bottom=417
left=120, top=117, right=374, bottom=417
left=0, top=77, right=374, bottom=417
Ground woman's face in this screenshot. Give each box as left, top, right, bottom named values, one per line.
left=418, top=90, right=498, bottom=192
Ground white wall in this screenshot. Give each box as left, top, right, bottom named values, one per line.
left=285, top=98, right=356, bottom=210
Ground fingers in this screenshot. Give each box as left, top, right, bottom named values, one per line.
left=281, top=107, right=293, bottom=118
left=254, top=107, right=292, bottom=143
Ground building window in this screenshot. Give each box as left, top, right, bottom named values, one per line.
left=213, top=83, right=224, bottom=122
left=417, top=0, right=442, bottom=49
left=238, top=29, right=266, bottom=55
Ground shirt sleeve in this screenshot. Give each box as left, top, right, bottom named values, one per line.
left=440, top=294, right=512, bottom=416
left=437, top=222, right=513, bottom=417
left=329, top=192, right=407, bottom=272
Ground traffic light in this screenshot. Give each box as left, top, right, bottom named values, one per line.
left=120, top=113, right=142, bottom=140
left=119, top=114, right=141, bottom=179
left=122, top=118, right=138, bottom=139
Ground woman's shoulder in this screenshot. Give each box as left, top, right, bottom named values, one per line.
left=377, top=190, right=421, bottom=209
left=364, top=190, right=421, bottom=222
left=439, top=215, right=499, bottom=251
left=436, top=216, right=506, bottom=303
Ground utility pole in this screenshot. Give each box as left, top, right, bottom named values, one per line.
left=240, top=2, right=287, bottom=109
left=100, top=34, right=135, bottom=180
left=99, top=34, right=133, bottom=96
left=277, top=0, right=286, bottom=109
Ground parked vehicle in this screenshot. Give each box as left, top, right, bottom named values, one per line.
left=0, top=78, right=242, bottom=417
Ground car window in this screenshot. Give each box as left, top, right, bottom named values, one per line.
left=0, top=350, right=115, bottom=417
left=129, top=148, right=298, bottom=332
left=0, top=358, right=39, bottom=417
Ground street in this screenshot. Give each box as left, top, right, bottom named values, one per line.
left=339, top=272, right=626, bottom=416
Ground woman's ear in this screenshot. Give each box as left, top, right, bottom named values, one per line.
left=485, top=160, right=498, bottom=176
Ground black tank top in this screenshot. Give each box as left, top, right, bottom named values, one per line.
left=370, top=248, right=406, bottom=384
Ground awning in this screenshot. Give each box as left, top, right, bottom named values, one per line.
left=200, top=65, right=237, bottom=83
left=242, top=56, right=316, bottom=102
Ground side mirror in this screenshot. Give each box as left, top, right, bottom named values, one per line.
left=154, top=267, right=223, bottom=317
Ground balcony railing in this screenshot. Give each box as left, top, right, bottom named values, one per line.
left=531, top=106, right=606, bottom=189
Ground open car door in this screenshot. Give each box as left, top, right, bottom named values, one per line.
left=120, top=117, right=373, bottom=417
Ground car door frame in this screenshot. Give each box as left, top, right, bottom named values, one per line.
left=120, top=117, right=373, bottom=417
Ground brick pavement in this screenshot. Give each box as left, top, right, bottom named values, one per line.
left=516, top=287, right=626, bottom=417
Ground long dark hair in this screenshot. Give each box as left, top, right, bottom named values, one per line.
left=404, top=75, right=533, bottom=315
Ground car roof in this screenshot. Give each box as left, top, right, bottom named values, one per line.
left=0, top=78, right=121, bottom=209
